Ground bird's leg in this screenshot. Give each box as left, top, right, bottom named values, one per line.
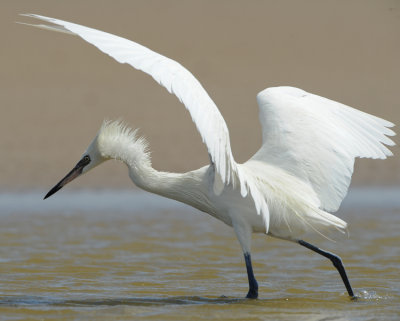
left=298, top=240, right=355, bottom=298
left=232, top=217, right=258, bottom=299
left=244, top=252, right=258, bottom=299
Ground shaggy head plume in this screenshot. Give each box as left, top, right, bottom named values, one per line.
left=86, top=120, right=151, bottom=169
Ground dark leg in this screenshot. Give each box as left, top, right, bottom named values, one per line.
left=244, top=253, right=258, bottom=299
left=298, top=240, right=355, bottom=298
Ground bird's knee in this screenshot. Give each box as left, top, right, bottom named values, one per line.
left=330, top=254, right=343, bottom=269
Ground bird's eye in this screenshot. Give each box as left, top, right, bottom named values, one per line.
left=83, top=155, right=91, bottom=163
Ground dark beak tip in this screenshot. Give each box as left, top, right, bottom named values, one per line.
left=43, top=191, right=52, bottom=200
left=43, top=155, right=89, bottom=201
left=43, top=184, right=63, bottom=200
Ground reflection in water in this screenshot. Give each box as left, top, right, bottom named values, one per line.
left=0, top=290, right=389, bottom=307
left=0, top=295, right=241, bottom=307
left=0, top=189, right=399, bottom=320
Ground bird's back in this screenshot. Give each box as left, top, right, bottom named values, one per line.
left=238, top=160, right=347, bottom=240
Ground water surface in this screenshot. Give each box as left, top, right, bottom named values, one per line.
left=0, top=188, right=399, bottom=320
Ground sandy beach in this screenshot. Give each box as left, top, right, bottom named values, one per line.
left=1, top=0, right=399, bottom=190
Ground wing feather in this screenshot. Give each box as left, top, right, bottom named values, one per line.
left=21, top=14, right=270, bottom=229
left=253, top=86, right=395, bottom=212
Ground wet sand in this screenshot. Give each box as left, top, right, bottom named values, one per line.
left=1, top=0, right=399, bottom=190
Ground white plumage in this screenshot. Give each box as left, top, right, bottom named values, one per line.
left=23, top=14, right=395, bottom=299
left=254, top=87, right=394, bottom=213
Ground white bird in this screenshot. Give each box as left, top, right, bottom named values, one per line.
left=21, top=14, right=395, bottom=299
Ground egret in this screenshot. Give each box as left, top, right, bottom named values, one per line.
left=22, top=14, right=395, bottom=299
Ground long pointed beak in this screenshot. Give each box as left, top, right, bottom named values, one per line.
left=44, top=156, right=91, bottom=200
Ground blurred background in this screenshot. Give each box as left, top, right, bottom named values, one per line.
left=1, top=2, right=400, bottom=319
left=1, top=0, right=399, bottom=191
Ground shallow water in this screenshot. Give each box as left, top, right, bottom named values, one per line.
left=0, top=188, right=399, bottom=320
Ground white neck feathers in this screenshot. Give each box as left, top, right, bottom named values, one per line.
left=95, top=121, right=211, bottom=212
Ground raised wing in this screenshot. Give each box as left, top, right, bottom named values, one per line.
left=20, top=14, right=270, bottom=229
left=253, top=86, right=395, bottom=212
left=20, top=14, right=234, bottom=186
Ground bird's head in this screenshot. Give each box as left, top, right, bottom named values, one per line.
left=43, top=131, right=106, bottom=200
left=44, top=120, right=145, bottom=200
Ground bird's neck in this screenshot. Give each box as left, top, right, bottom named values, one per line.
left=130, top=164, right=191, bottom=199
left=113, top=139, right=211, bottom=211
left=129, top=162, right=212, bottom=212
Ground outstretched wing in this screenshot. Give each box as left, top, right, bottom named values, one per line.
left=253, top=86, right=395, bottom=212
left=20, top=14, right=270, bottom=228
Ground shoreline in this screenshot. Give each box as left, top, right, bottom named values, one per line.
left=1, top=186, right=400, bottom=216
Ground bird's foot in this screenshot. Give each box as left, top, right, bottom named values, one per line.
left=246, top=289, right=258, bottom=299
left=350, top=295, right=359, bottom=301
